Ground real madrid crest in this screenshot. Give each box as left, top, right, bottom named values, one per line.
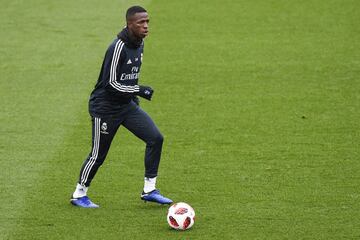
left=100, top=122, right=109, bottom=134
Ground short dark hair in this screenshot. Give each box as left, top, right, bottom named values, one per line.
left=126, top=6, right=147, bottom=21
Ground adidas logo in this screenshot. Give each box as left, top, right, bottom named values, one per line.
left=127, top=59, right=132, bottom=64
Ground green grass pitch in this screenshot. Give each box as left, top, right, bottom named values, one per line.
left=1, top=0, right=359, bottom=239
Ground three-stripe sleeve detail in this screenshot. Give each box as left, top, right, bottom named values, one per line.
left=109, top=40, right=140, bottom=93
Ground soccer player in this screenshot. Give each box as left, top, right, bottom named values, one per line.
left=70, top=6, right=173, bottom=208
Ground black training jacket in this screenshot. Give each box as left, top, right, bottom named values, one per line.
left=89, top=27, right=144, bottom=118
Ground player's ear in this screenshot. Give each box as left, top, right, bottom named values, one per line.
left=126, top=19, right=131, bottom=27
left=127, top=21, right=134, bottom=29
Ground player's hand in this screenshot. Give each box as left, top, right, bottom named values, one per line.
left=138, top=85, right=154, bottom=101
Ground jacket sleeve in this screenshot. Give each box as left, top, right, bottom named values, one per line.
left=103, top=39, right=140, bottom=95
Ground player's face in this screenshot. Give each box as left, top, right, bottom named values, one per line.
left=128, top=12, right=149, bottom=39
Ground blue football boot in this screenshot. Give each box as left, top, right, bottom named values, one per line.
left=141, top=189, right=173, bottom=204
left=70, top=196, right=99, bottom=208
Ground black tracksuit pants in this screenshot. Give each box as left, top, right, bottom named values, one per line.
left=78, top=105, right=163, bottom=187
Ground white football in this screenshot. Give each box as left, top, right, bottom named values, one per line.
left=167, top=202, right=195, bottom=230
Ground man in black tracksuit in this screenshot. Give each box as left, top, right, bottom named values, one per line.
left=70, top=6, right=173, bottom=208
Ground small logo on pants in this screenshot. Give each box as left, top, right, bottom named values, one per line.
left=101, top=122, right=109, bottom=134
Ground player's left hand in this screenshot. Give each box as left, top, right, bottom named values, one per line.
left=138, top=85, right=154, bottom=101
